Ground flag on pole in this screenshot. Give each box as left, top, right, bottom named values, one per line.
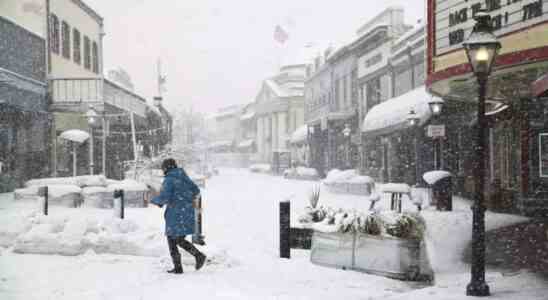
left=274, top=25, right=289, bottom=44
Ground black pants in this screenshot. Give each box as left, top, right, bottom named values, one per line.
left=167, top=236, right=202, bottom=266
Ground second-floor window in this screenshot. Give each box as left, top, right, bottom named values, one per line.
left=366, top=78, right=381, bottom=112
left=61, top=21, right=71, bottom=59
left=73, top=28, right=81, bottom=65
left=92, top=41, right=99, bottom=74
left=84, top=36, right=91, bottom=70
left=50, top=14, right=60, bottom=54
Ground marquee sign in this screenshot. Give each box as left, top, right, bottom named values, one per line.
left=435, top=0, right=547, bottom=55
left=427, top=0, right=548, bottom=89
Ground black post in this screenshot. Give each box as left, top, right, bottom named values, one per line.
left=40, top=186, right=48, bottom=216
left=466, top=76, right=490, bottom=296
left=114, top=189, right=125, bottom=219
left=279, top=201, right=290, bottom=259
left=192, top=194, right=206, bottom=245
left=414, top=130, right=420, bottom=186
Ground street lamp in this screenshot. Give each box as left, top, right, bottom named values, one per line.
left=85, top=106, right=99, bottom=175
left=428, top=98, right=444, bottom=117
left=86, top=105, right=107, bottom=175
left=342, top=123, right=351, bottom=169
left=462, top=10, right=501, bottom=297
left=153, top=96, right=162, bottom=107
left=407, top=109, right=421, bottom=186
left=428, top=98, right=444, bottom=169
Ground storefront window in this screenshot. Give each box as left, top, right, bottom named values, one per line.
left=539, top=133, right=548, bottom=177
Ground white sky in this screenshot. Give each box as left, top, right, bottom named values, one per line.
left=85, top=0, right=425, bottom=114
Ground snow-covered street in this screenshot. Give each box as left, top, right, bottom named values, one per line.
left=0, top=169, right=546, bottom=299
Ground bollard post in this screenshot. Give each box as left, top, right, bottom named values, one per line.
left=192, top=194, right=206, bottom=245
left=39, top=186, right=48, bottom=216
left=279, top=200, right=290, bottom=259
left=114, top=189, right=125, bottom=219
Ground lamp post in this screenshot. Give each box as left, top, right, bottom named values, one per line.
left=86, top=106, right=107, bottom=175
left=342, top=123, right=351, bottom=169
left=462, top=11, right=501, bottom=297
left=428, top=98, right=444, bottom=169
left=85, top=106, right=99, bottom=175
left=407, top=109, right=421, bottom=186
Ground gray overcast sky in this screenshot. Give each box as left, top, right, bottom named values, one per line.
left=85, top=0, right=425, bottom=114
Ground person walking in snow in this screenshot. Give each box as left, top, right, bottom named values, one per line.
left=151, top=158, right=206, bottom=274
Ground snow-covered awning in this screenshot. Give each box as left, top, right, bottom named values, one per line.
left=361, top=86, right=442, bottom=136
left=237, top=139, right=255, bottom=148
left=207, top=140, right=232, bottom=149
left=59, top=129, right=90, bottom=143
left=290, top=125, right=308, bottom=144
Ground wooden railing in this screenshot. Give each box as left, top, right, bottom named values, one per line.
left=50, top=78, right=147, bottom=117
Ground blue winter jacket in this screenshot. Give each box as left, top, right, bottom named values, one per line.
left=151, top=168, right=200, bottom=237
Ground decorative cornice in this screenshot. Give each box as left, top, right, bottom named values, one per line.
left=70, top=0, right=103, bottom=24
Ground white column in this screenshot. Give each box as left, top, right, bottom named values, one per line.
left=278, top=112, right=287, bottom=150
left=257, top=117, right=264, bottom=161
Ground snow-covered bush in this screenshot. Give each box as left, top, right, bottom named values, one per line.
left=300, top=206, right=425, bottom=240
left=383, top=212, right=425, bottom=240
left=249, top=164, right=271, bottom=173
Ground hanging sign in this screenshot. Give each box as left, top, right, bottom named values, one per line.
left=427, top=124, right=445, bottom=138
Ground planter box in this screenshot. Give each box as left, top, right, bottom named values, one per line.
left=290, top=227, right=313, bottom=249
left=311, top=230, right=432, bottom=281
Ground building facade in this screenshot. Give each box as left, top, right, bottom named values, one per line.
left=255, top=64, right=306, bottom=165
left=48, top=0, right=168, bottom=179
left=427, top=0, right=548, bottom=217
left=0, top=0, right=50, bottom=189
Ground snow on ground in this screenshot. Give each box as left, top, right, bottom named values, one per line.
left=0, top=169, right=546, bottom=300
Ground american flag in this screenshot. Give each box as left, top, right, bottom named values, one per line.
left=274, top=25, right=289, bottom=44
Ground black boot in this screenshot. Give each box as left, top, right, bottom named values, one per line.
left=177, top=237, right=207, bottom=271
left=167, top=263, right=183, bottom=274
left=195, top=253, right=206, bottom=271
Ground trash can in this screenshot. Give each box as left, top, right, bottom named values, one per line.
left=432, top=177, right=452, bottom=211
left=423, top=171, right=453, bottom=211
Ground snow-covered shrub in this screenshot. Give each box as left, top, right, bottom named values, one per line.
left=384, top=212, right=425, bottom=240
left=249, top=164, right=271, bottom=173
left=354, top=213, right=382, bottom=235
left=309, top=185, right=320, bottom=208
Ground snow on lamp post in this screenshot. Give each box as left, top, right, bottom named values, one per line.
left=85, top=106, right=99, bottom=175
left=462, top=10, right=501, bottom=297
left=342, top=123, right=351, bottom=169
left=407, top=109, right=421, bottom=186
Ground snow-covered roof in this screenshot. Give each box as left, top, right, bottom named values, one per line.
left=240, top=111, right=255, bottom=121
left=147, top=103, right=162, bottom=116
left=59, top=129, right=90, bottom=143
left=265, top=79, right=288, bottom=97
left=290, top=125, right=308, bottom=144
left=237, top=139, right=255, bottom=148
left=361, top=86, right=443, bottom=136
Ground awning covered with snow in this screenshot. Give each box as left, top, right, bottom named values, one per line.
left=237, top=139, right=255, bottom=148
left=290, top=125, right=308, bottom=144
left=361, top=86, right=442, bottom=137
left=207, top=140, right=232, bottom=149
left=59, top=129, right=90, bottom=143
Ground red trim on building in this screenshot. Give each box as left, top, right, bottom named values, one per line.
left=427, top=46, right=548, bottom=86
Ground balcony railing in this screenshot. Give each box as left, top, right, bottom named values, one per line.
left=51, top=77, right=103, bottom=103
left=50, top=78, right=147, bottom=117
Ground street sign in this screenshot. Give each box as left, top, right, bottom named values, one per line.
left=427, top=125, right=445, bottom=138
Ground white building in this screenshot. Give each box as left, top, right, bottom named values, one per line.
left=255, top=64, right=306, bottom=165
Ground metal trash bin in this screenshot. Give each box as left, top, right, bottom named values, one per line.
left=432, top=177, right=452, bottom=211
left=423, top=171, right=453, bottom=211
